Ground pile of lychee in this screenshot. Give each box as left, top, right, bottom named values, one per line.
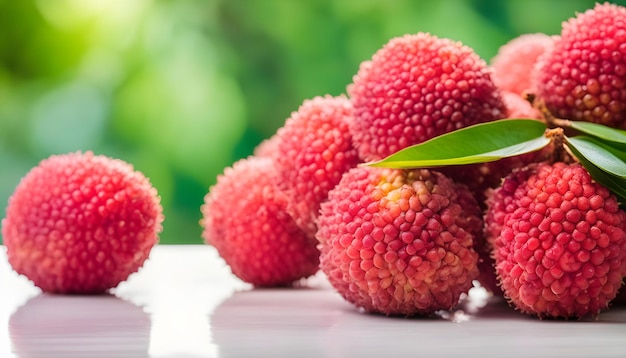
left=2, top=3, right=626, bottom=321
left=202, top=2, right=626, bottom=319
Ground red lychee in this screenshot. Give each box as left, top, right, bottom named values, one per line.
left=347, top=32, right=506, bottom=162
left=200, top=156, right=320, bottom=287
left=489, top=162, right=626, bottom=318
left=533, top=3, right=626, bottom=128
left=490, top=33, right=555, bottom=96
left=1, top=151, right=163, bottom=294
left=270, top=95, right=360, bottom=237
left=316, top=166, right=480, bottom=316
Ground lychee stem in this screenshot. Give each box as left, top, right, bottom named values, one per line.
left=522, top=91, right=536, bottom=108
left=544, top=127, right=570, bottom=163
left=530, top=95, right=559, bottom=128
left=549, top=118, right=572, bottom=128
left=525, top=93, right=575, bottom=132
left=528, top=92, right=597, bottom=164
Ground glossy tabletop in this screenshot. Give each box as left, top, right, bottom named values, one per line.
left=1, top=245, right=626, bottom=358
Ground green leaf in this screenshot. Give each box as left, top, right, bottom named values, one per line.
left=367, top=119, right=550, bottom=169
left=565, top=120, right=626, bottom=145
left=566, top=141, right=626, bottom=205
left=565, top=136, right=626, bottom=178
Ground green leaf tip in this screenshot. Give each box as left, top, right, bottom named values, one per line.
left=565, top=136, right=626, bottom=179
left=560, top=120, right=626, bottom=145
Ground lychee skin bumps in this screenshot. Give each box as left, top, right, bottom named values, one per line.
left=316, top=166, right=479, bottom=316
left=491, top=162, right=626, bottom=318
left=534, top=3, right=626, bottom=128
left=348, top=32, right=506, bottom=161
left=2, top=151, right=163, bottom=294
left=271, top=95, right=360, bottom=237
left=201, top=156, right=320, bottom=287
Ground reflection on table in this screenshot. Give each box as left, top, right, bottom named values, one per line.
left=1, top=245, right=626, bottom=358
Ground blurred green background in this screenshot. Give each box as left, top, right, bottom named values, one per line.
left=1, top=0, right=623, bottom=244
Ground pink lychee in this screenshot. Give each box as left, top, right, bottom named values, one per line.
left=201, top=156, right=320, bottom=287
left=348, top=32, right=506, bottom=162
left=270, top=95, right=360, bottom=237
left=533, top=3, right=626, bottom=128
left=316, top=166, right=480, bottom=316
left=490, top=162, right=626, bottom=318
left=491, top=33, right=555, bottom=96
left=1, top=151, right=163, bottom=294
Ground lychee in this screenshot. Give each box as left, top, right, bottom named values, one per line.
left=316, top=166, right=480, bottom=316
left=489, top=162, right=626, bottom=318
left=1, top=151, right=163, bottom=294
left=347, top=32, right=506, bottom=162
left=490, top=33, right=555, bottom=96
left=270, top=95, right=360, bottom=237
left=533, top=3, right=626, bottom=128
left=200, top=156, right=320, bottom=287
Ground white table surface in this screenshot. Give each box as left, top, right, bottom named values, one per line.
left=1, top=245, right=626, bottom=358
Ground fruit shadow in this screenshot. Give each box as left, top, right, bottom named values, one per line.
left=9, top=293, right=151, bottom=358
left=577, top=306, right=626, bottom=324
left=457, top=294, right=626, bottom=323
left=208, top=279, right=462, bottom=356
left=209, top=284, right=342, bottom=357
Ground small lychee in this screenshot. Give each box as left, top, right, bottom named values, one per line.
left=270, top=95, right=360, bottom=237
left=489, top=162, right=626, bottom=318
left=490, top=33, right=555, bottom=96
left=348, top=32, right=506, bottom=161
left=1, top=151, right=163, bottom=294
left=316, top=166, right=480, bottom=316
left=200, top=156, right=320, bottom=287
left=533, top=3, right=626, bottom=128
